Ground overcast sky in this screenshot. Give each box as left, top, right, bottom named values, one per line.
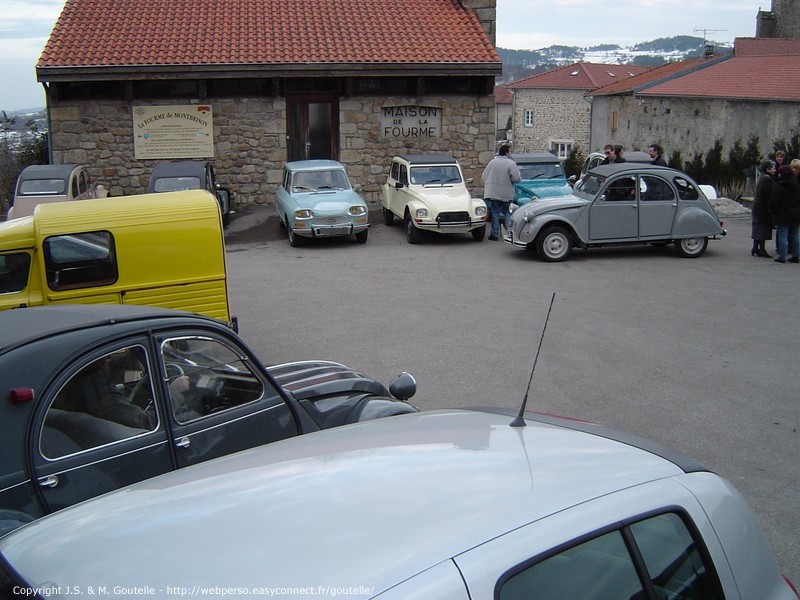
left=0, top=0, right=761, bottom=112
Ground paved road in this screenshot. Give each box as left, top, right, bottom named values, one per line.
left=225, top=206, right=799, bottom=583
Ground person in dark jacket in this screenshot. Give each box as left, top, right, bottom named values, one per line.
left=648, top=144, right=667, bottom=166
left=751, top=160, right=775, bottom=257
left=769, top=165, right=800, bottom=263
left=613, top=144, right=626, bottom=163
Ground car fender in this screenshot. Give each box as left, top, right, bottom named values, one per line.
left=404, top=198, right=430, bottom=219
left=518, top=214, right=581, bottom=247
left=672, top=205, right=723, bottom=238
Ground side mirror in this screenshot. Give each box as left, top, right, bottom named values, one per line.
left=466, top=177, right=474, bottom=184
left=395, top=182, right=405, bottom=189
left=353, top=184, right=363, bottom=193
left=389, top=372, right=417, bottom=401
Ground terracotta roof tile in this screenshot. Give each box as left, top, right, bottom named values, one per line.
left=507, top=62, right=651, bottom=91
left=495, top=85, right=513, bottom=104
left=632, top=39, right=800, bottom=101
left=587, top=56, right=719, bottom=96
left=38, top=0, right=500, bottom=68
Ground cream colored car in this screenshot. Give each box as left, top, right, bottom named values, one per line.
left=8, top=164, right=107, bottom=220
left=381, top=154, right=488, bottom=243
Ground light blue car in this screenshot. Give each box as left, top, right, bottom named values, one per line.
left=513, top=152, right=572, bottom=206
left=276, top=160, right=369, bottom=246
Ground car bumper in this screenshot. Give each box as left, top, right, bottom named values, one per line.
left=504, top=227, right=527, bottom=247
left=413, top=219, right=486, bottom=234
left=294, top=221, right=369, bottom=238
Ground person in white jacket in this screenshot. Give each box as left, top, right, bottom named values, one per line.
left=481, top=144, right=521, bottom=240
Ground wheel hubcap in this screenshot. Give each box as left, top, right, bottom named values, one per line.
left=545, top=234, right=566, bottom=257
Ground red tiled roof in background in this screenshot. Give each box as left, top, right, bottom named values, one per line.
left=638, top=38, right=800, bottom=101
left=495, top=85, right=513, bottom=104
left=507, top=63, right=652, bottom=91
left=586, top=56, right=718, bottom=96
left=38, top=0, right=500, bottom=68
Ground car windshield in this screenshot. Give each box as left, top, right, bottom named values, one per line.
left=18, top=178, right=67, bottom=195
left=518, top=162, right=564, bottom=180
left=153, top=176, right=202, bottom=192
left=574, top=173, right=605, bottom=198
left=291, top=170, right=350, bottom=192
left=409, top=165, right=461, bottom=185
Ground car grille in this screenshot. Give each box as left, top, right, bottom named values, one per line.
left=436, top=211, right=470, bottom=224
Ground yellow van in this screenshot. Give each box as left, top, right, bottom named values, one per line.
left=0, top=190, right=233, bottom=327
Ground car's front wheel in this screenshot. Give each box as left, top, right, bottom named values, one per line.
left=355, top=229, right=369, bottom=244
left=383, top=208, right=394, bottom=226
left=471, top=225, right=486, bottom=241
left=405, top=215, right=422, bottom=244
left=675, top=237, right=708, bottom=258
left=536, top=226, right=573, bottom=262
left=287, top=217, right=303, bottom=247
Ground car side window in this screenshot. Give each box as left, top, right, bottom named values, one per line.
left=640, top=176, right=676, bottom=202
left=390, top=161, right=400, bottom=181
left=399, top=165, right=409, bottom=186
left=604, top=176, right=636, bottom=202
left=630, top=512, right=723, bottom=599
left=43, top=346, right=157, bottom=459
left=674, top=177, right=700, bottom=200
left=71, top=174, right=80, bottom=199
left=161, top=336, right=266, bottom=424
left=0, top=252, right=31, bottom=294
left=497, top=512, right=723, bottom=600
left=43, top=231, right=118, bottom=290
left=499, top=529, right=643, bottom=600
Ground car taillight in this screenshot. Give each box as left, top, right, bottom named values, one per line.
left=8, top=388, right=35, bottom=404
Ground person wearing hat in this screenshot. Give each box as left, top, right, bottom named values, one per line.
left=751, top=160, right=775, bottom=258
left=769, top=165, right=800, bottom=263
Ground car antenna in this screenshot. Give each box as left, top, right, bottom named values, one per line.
left=510, top=292, right=555, bottom=428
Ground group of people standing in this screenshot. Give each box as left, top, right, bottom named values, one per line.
left=751, top=151, right=800, bottom=263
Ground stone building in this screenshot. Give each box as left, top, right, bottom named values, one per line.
left=587, top=38, right=800, bottom=160
left=506, top=63, right=650, bottom=158
left=36, top=0, right=501, bottom=206
left=756, top=0, right=800, bottom=39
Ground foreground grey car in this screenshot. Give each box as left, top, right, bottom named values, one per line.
left=507, top=164, right=726, bottom=262
left=1, top=409, right=796, bottom=599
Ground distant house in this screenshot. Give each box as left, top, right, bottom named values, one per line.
left=35, top=0, right=501, bottom=204
left=507, top=62, right=651, bottom=158
left=587, top=38, right=800, bottom=160
left=494, top=85, right=513, bottom=146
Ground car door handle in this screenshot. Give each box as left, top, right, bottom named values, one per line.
left=38, top=474, right=59, bottom=488
left=175, top=436, right=191, bottom=448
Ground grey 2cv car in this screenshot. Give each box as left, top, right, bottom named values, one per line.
left=0, top=305, right=417, bottom=537
left=506, top=164, right=726, bottom=262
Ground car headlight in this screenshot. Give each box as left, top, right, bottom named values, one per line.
left=294, top=209, right=314, bottom=219
left=476, top=206, right=487, bottom=217
left=348, top=205, right=367, bottom=216
left=415, top=208, right=428, bottom=219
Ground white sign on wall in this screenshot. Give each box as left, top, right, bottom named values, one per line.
left=133, top=105, right=214, bottom=159
left=381, top=106, right=441, bottom=138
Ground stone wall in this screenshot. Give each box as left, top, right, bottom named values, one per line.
left=48, top=94, right=496, bottom=207
left=589, top=95, right=800, bottom=159
left=510, top=88, right=591, bottom=154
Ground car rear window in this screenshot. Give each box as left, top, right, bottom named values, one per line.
left=18, top=178, right=66, bottom=195
left=153, top=176, right=202, bottom=192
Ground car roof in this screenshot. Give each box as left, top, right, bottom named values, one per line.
left=0, top=409, right=702, bottom=594
left=513, top=152, right=561, bottom=163
left=0, top=305, right=210, bottom=355
left=397, top=154, right=459, bottom=165
left=16, top=164, right=80, bottom=181
left=284, top=159, right=346, bottom=172
left=588, top=163, right=678, bottom=177
left=150, top=161, right=208, bottom=178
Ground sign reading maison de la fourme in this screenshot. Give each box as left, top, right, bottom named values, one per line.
left=381, top=106, right=441, bottom=138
